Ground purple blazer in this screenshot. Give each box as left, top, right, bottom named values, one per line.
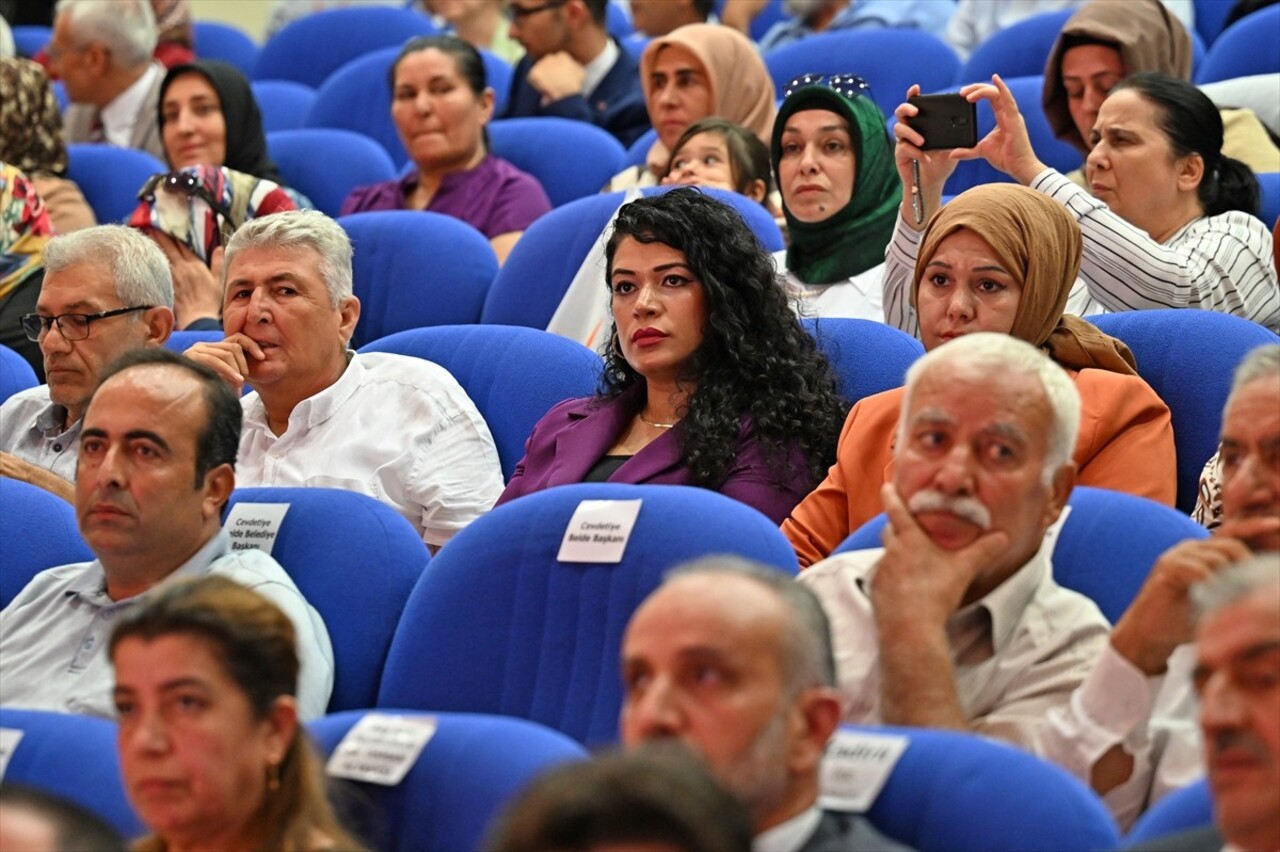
left=496, top=390, right=814, bottom=524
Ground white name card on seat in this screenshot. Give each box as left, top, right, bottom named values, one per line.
left=225, top=502, right=290, bottom=555
left=0, top=728, right=24, bottom=781
left=818, top=729, right=909, bottom=812
left=325, top=713, right=437, bottom=786
left=557, top=499, right=643, bottom=563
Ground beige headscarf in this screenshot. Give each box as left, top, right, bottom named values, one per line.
left=1042, top=0, right=1192, bottom=153
left=913, top=184, right=1137, bottom=375
left=638, top=23, right=776, bottom=178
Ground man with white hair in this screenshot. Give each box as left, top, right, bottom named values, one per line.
left=50, top=0, right=165, bottom=159
left=185, top=210, right=502, bottom=550
left=1041, top=344, right=1280, bottom=830
left=0, top=225, right=175, bottom=501
left=800, top=333, right=1109, bottom=750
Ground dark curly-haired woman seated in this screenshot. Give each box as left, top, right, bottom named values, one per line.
left=497, top=187, right=846, bottom=523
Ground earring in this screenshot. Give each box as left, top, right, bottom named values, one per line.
left=267, top=760, right=281, bottom=792
left=610, top=330, right=623, bottom=359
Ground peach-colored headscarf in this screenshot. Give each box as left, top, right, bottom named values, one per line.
left=913, top=184, right=1137, bottom=374
left=639, top=23, right=776, bottom=178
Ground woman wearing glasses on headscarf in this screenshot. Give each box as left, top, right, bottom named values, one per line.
left=0, top=58, right=96, bottom=235
left=607, top=23, right=775, bottom=192
left=782, top=182, right=1176, bottom=568
left=771, top=74, right=900, bottom=321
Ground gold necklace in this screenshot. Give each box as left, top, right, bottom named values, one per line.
left=639, top=412, right=677, bottom=429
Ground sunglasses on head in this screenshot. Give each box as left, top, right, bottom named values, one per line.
left=782, top=73, right=873, bottom=101
left=139, top=171, right=234, bottom=222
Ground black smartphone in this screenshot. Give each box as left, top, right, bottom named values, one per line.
left=905, top=93, right=977, bottom=150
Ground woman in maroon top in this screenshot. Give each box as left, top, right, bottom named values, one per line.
left=340, top=35, right=550, bottom=264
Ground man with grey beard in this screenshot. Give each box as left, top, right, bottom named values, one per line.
left=620, top=556, right=909, bottom=851
left=800, top=333, right=1109, bottom=752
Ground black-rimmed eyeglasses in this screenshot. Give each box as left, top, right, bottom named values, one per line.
left=21, top=306, right=154, bottom=342
left=506, top=0, right=568, bottom=20
left=782, top=73, right=874, bottom=101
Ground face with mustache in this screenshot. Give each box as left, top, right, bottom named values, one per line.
left=1219, top=376, right=1280, bottom=552
left=894, top=360, right=1072, bottom=588
left=1194, top=585, right=1280, bottom=850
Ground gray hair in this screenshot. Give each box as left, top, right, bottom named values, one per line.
left=1192, top=555, right=1280, bottom=622
left=897, top=332, right=1081, bottom=484
left=223, top=210, right=353, bottom=307
left=56, top=0, right=157, bottom=69
left=44, top=225, right=174, bottom=309
left=664, top=556, right=836, bottom=695
left=1226, top=344, right=1280, bottom=407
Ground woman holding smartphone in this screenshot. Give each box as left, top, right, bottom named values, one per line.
left=885, top=74, right=1278, bottom=333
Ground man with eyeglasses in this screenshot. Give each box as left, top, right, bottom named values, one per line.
left=51, top=0, right=167, bottom=160
left=504, top=0, right=650, bottom=146
left=0, top=226, right=174, bottom=502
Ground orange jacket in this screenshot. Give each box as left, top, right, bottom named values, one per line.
left=782, top=368, right=1177, bottom=568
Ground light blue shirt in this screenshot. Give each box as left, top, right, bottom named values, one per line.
left=760, top=0, right=957, bottom=52
left=0, top=530, right=334, bottom=720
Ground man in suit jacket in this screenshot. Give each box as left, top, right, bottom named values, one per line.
left=1131, top=557, right=1280, bottom=851
left=620, top=556, right=910, bottom=852
left=504, top=0, right=650, bottom=146
left=51, top=0, right=166, bottom=160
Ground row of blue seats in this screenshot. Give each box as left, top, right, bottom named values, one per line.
left=4, top=703, right=1211, bottom=852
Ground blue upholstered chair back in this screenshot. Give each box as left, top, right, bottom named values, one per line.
left=338, top=211, right=497, bottom=347
left=65, top=145, right=165, bottom=224
left=0, top=708, right=143, bottom=839
left=267, top=128, right=397, bottom=217
left=192, top=21, right=260, bottom=77
left=1195, top=4, right=1280, bottom=83
left=376, top=483, right=798, bottom=746
left=1125, top=778, right=1213, bottom=846
left=1089, top=309, right=1280, bottom=514
left=309, top=710, right=587, bottom=852
left=954, top=9, right=1075, bottom=84
left=764, top=29, right=960, bottom=121
left=223, top=487, right=430, bottom=712
left=802, top=317, right=924, bottom=406
left=0, top=343, right=38, bottom=405
left=489, top=117, right=626, bottom=207
left=360, top=325, right=602, bottom=479
left=0, top=479, right=93, bottom=609
left=250, top=80, right=316, bottom=132
left=837, top=486, right=1208, bottom=623
left=252, top=6, right=438, bottom=87
left=852, top=724, right=1121, bottom=850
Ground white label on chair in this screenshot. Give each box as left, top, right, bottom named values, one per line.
left=224, top=503, right=291, bottom=555
left=557, top=499, right=643, bottom=563
left=325, top=713, right=437, bottom=786
left=0, top=728, right=24, bottom=781
left=818, top=729, right=909, bottom=812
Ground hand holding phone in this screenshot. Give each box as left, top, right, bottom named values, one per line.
left=904, top=94, right=977, bottom=151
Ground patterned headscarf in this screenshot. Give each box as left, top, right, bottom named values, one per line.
left=772, top=84, right=900, bottom=284
left=0, top=58, right=69, bottom=177
left=0, top=162, right=54, bottom=300
left=128, top=165, right=294, bottom=264
left=913, top=183, right=1136, bottom=374
left=640, top=24, right=777, bottom=179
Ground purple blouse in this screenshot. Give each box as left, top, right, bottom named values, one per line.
left=339, top=155, right=551, bottom=239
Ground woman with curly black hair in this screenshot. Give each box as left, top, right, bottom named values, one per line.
left=496, top=187, right=846, bottom=523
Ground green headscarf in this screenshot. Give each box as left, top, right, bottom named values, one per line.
left=772, top=85, right=900, bottom=284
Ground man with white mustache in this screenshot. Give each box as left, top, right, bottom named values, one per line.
left=799, top=333, right=1110, bottom=751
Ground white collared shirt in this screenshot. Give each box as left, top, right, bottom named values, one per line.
left=100, top=63, right=161, bottom=148
left=236, top=351, right=503, bottom=548
left=581, top=36, right=619, bottom=100
left=754, top=805, right=822, bottom=852
left=798, top=526, right=1110, bottom=754
left=775, top=251, right=886, bottom=323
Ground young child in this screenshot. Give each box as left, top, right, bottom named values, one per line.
left=660, top=118, right=772, bottom=205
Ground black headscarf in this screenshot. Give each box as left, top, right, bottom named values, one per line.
left=158, top=60, right=283, bottom=183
